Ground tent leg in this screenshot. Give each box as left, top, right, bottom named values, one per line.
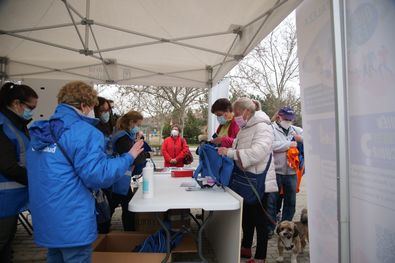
left=0, top=57, right=8, bottom=85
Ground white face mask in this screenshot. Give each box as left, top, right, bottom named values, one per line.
left=87, top=108, right=95, bottom=118
left=171, top=129, right=179, bottom=137
left=279, top=120, right=292, bottom=130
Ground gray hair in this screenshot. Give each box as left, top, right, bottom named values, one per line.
left=232, top=97, right=256, bottom=114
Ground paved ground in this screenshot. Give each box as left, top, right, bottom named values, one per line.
left=12, top=152, right=309, bottom=262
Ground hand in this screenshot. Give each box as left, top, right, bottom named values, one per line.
left=170, top=159, right=177, bottom=164
left=293, top=134, right=303, bottom=142
left=210, top=136, right=223, bottom=145
left=290, top=141, right=297, bottom=148
left=217, top=147, right=228, bottom=156
left=128, top=140, right=144, bottom=159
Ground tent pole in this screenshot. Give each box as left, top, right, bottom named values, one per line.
left=213, top=29, right=242, bottom=81
left=207, top=66, right=214, bottom=136
left=88, top=25, right=112, bottom=81
left=242, top=0, right=279, bottom=56
left=0, top=57, right=7, bottom=85
left=85, top=0, right=90, bottom=50
left=331, top=0, right=351, bottom=262
left=0, top=31, right=79, bottom=53
left=2, top=23, right=76, bottom=34
left=8, top=60, right=104, bottom=82
left=243, top=0, right=288, bottom=29
left=62, top=0, right=86, bottom=50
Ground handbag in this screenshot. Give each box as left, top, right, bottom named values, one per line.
left=49, top=122, right=111, bottom=224
left=182, top=138, right=193, bottom=165
left=229, top=151, right=272, bottom=204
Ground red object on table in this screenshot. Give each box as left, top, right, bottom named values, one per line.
left=171, top=169, right=194, bottom=177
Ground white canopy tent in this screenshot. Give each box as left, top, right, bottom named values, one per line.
left=0, top=0, right=302, bottom=88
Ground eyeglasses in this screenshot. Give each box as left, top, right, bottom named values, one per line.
left=21, top=101, right=36, bottom=111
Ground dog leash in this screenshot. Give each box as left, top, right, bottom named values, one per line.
left=236, top=150, right=277, bottom=226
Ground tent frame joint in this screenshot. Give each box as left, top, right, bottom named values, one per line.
left=81, top=18, right=94, bottom=25
left=79, top=49, right=94, bottom=56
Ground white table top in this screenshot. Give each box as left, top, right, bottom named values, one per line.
left=129, top=173, right=241, bottom=212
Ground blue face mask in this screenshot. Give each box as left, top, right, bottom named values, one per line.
left=130, top=127, right=139, bottom=137
left=22, top=108, right=34, bottom=120
left=100, top=112, right=110, bottom=123
left=217, top=115, right=227, bottom=125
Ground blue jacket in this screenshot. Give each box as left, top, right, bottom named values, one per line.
left=0, top=112, right=29, bottom=218
left=27, top=104, right=134, bottom=248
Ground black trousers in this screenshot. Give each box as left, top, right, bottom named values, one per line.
left=241, top=194, right=269, bottom=260
left=97, top=189, right=136, bottom=233
left=0, top=215, right=17, bottom=263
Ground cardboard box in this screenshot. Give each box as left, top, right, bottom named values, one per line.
left=135, top=212, right=164, bottom=233
left=92, top=232, right=167, bottom=263
left=135, top=210, right=190, bottom=233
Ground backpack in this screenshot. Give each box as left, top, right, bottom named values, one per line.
left=193, top=143, right=233, bottom=187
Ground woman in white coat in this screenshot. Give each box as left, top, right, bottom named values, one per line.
left=218, top=97, right=277, bottom=263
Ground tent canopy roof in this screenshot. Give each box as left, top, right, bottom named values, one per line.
left=0, top=0, right=301, bottom=88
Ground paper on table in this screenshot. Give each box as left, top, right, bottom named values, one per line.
left=180, top=181, right=198, bottom=187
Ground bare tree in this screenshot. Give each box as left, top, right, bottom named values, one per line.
left=229, top=13, right=300, bottom=114
left=114, top=85, right=207, bottom=135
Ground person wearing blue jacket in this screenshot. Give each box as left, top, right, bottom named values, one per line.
left=0, top=83, right=38, bottom=263
left=26, top=81, right=143, bottom=262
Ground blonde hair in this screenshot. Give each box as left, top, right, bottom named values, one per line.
left=271, top=111, right=279, bottom=122
left=252, top=99, right=261, bottom=111
left=116, top=110, right=143, bottom=131
left=57, top=81, right=98, bottom=108
left=232, top=97, right=256, bottom=114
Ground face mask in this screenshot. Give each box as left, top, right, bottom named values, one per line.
left=130, top=127, right=139, bottom=136
left=279, top=120, right=292, bottom=130
left=171, top=129, right=179, bottom=137
left=100, top=112, right=110, bottom=123
left=86, top=108, right=95, bottom=118
left=22, top=108, right=34, bottom=120
left=234, top=115, right=247, bottom=128
left=217, top=115, right=227, bottom=125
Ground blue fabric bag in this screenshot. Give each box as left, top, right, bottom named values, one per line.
left=193, top=143, right=233, bottom=186
left=229, top=153, right=272, bottom=204
left=133, top=221, right=184, bottom=253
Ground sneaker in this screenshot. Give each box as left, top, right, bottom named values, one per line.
left=240, top=247, right=252, bottom=258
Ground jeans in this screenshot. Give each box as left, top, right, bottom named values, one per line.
left=266, top=192, right=279, bottom=231
left=241, top=195, right=268, bottom=260
left=47, top=244, right=92, bottom=263
left=277, top=173, right=297, bottom=221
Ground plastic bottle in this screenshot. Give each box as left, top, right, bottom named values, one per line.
left=143, top=159, right=154, bottom=198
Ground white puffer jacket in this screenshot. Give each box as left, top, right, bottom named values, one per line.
left=227, top=111, right=278, bottom=193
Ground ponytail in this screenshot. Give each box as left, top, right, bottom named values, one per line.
left=0, top=82, right=38, bottom=109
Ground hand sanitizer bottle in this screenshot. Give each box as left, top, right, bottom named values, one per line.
left=143, top=159, right=154, bottom=198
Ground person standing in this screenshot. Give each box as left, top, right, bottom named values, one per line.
left=210, top=98, right=239, bottom=147
left=0, top=83, right=38, bottom=262
left=271, top=106, right=303, bottom=222
left=218, top=97, right=276, bottom=263
left=26, top=81, right=144, bottom=262
left=161, top=125, right=189, bottom=167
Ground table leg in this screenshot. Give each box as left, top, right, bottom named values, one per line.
left=156, top=212, right=171, bottom=263
left=198, top=211, right=213, bottom=262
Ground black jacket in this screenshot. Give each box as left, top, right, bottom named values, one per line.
left=114, top=134, right=149, bottom=166
left=0, top=108, right=30, bottom=185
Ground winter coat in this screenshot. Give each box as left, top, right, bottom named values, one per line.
left=272, top=122, right=303, bottom=175
left=0, top=109, right=30, bottom=218
left=27, top=104, right=134, bottom=248
left=215, top=117, right=240, bottom=148
left=227, top=111, right=278, bottom=193
left=161, top=136, right=189, bottom=167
